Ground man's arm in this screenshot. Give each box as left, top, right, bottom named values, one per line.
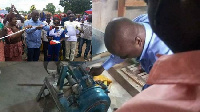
left=102, top=55, right=125, bottom=70
left=60, top=30, right=65, bottom=42
left=24, top=22, right=37, bottom=34
left=42, top=22, right=50, bottom=31
left=14, top=8, right=24, bottom=23
left=64, top=21, right=67, bottom=30
left=76, top=22, right=81, bottom=30
left=90, top=55, right=124, bottom=76
left=61, top=18, right=66, bottom=26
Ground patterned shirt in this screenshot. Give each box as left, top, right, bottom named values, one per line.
left=82, top=22, right=92, bottom=40
left=24, top=19, right=50, bottom=48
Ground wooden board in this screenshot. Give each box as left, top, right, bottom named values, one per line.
left=118, top=0, right=126, bottom=17
left=125, top=0, right=146, bottom=7
left=108, top=67, right=139, bottom=97
left=118, top=0, right=147, bottom=17
left=121, top=65, right=148, bottom=87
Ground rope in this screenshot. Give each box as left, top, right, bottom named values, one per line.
left=0, top=28, right=27, bottom=40
left=0, top=25, right=64, bottom=40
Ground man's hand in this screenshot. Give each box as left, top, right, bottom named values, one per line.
left=25, top=25, right=32, bottom=29
left=89, top=66, right=105, bottom=76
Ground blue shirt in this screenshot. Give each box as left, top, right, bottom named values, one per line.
left=102, top=14, right=173, bottom=73
left=24, top=19, right=50, bottom=48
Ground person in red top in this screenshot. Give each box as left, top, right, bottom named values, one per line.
left=2, top=12, right=31, bottom=61
left=116, top=0, right=200, bottom=112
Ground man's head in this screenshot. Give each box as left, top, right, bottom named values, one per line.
left=46, top=14, right=51, bottom=21
left=104, top=17, right=145, bottom=59
left=69, top=14, right=75, bottom=22
left=148, top=0, right=200, bottom=53
left=67, top=10, right=72, bottom=16
left=31, top=10, right=39, bottom=22
left=40, top=11, right=46, bottom=22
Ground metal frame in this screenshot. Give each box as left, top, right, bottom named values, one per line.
left=36, top=77, right=65, bottom=112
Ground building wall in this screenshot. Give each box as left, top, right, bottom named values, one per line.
left=92, top=0, right=147, bottom=55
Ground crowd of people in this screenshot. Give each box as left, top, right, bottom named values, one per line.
left=0, top=5, right=92, bottom=62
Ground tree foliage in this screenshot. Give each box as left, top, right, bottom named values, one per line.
left=5, top=7, right=11, bottom=12
left=30, top=5, right=36, bottom=12
left=43, top=8, right=46, bottom=11
left=56, top=9, right=62, bottom=14
left=60, top=0, right=92, bottom=14
left=46, top=3, right=56, bottom=14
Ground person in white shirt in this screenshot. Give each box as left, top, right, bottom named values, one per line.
left=64, top=14, right=80, bottom=61
left=41, top=13, right=54, bottom=61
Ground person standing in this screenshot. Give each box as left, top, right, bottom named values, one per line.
left=76, top=15, right=92, bottom=60
left=2, top=12, right=31, bottom=61
left=42, top=13, right=53, bottom=61
left=24, top=10, right=50, bottom=61
left=64, top=14, right=80, bottom=61
left=48, top=18, right=65, bottom=61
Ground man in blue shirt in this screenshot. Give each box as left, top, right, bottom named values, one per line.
left=90, top=14, right=172, bottom=90
left=24, top=10, right=50, bottom=61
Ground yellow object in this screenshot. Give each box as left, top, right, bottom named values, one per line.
left=93, top=75, right=112, bottom=86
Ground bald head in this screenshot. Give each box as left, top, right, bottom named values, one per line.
left=31, top=10, right=39, bottom=22
left=104, top=17, right=145, bottom=58
left=148, top=0, right=200, bottom=52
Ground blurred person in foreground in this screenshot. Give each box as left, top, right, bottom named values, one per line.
left=116, top=0, right=200, bottom=112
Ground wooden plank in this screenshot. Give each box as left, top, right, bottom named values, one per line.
left=108, top=67, right=139, bottom=97
left=121, top=68, right=145, bottom=87
left=125, top=0, right=146, bottom=7
left=118, top=0, right=126, bottom=17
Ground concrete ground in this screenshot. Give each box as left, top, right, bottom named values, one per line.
left=0, top=62, right=132, bottom=112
